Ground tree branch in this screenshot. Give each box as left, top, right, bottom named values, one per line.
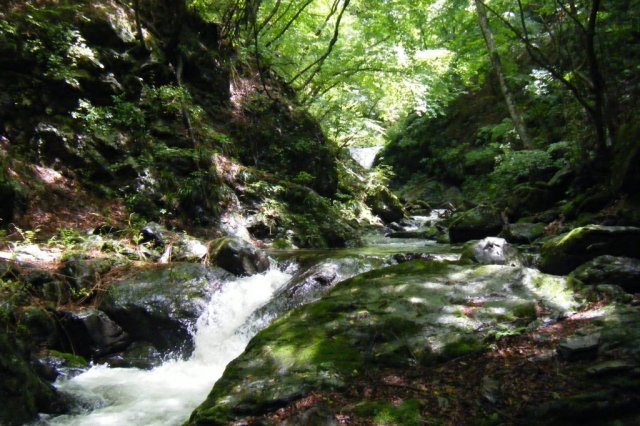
left=287, top=0, right=351, bottom=87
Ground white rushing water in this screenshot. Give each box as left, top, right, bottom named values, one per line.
left=47, top=268, right=292, bottom=426
left=348, top=146, right=383, bottom=169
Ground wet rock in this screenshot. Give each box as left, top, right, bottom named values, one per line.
left=57, top=308, right=130, bottom=358
left=101, top=342, right=164, bottom=369
left=538, top=225, right=640, bottom=275
left=58, top=257, right=113, bottom=293
left=448, top=206, right=503, bottom=243
left=405, top=200, right=432, bottom=216
left=209, top=237, right=269, bottom=276
left=460, top=237, right=520, bottom=266
left=570, top=256, right=640, bottom=294
left=172, top=234, right=209, bottom=262
left=387, top=222, right=404, bottom=232
left=140, top=222, right=166, bottom=247
left=387, top=227, right=441, bottom=240
left=100, top=263, right=231, bottom=356
left=365, top=186, right=406, bottom=223
left=393, top=253, right=435, bottom=264
left=0, top=332, right=62, bottom=425
left=500, top=223, right=546, bottom=244
left=557, top=333, right=600, bottom=361
left=16, top=307, right=62, bottom=349
left=33, top=350, right=89, bottom=383
left=187, top=262, right=578, bottom=424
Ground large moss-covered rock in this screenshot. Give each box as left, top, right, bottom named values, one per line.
left=538, top=226, right=640, bottom=275
left=100, top=263, right=231, bottom=356
left=500, top=223, right=546, bottom=244
left=0, top=332, right=61, bottom=425
left=448, top=206, right=503, bottom=243
left=209, top=237, right=270, bottom=276
left=365, top=186, right=406, bottom=223
left=570, top=256, right=640, bottom=293
left=187, top=261, right=578, bottom=424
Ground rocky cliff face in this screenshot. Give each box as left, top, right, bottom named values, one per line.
left=0, top=0, right=338, bottom=233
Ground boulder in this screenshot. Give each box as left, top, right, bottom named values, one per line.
left=507, top=184, right=555, bottom=219
left=0, top=332, right=62, bottom=425
left=448, top=206, right=503, bottom=243
left=557, top=333, right=600, bottom=361
left=538, top=226, right=640, bottom=275
left=209, top=237, right=270, bottom=276
left=187, top=261, right=578, bottom=424
left=405, top=200, right=432, bottom=215
left=57, top=308, right=130, bottom=358
left=460, top=237, right=520, bottom=266
left=140, top=222, right=166, bottom=247
left=365, top=186, right=405, bottom=223
left=100, top=263, right=231, bottom=356
left=16, top=307, right=62, bottom=349
left=101, top=342, right=164, bottom=369
left=58, top=257, right=113, bottom=294
left=500, top=223, right=546, bottom=244
left=386, top=227, right=441, bottom=240
left=570, top=256, right=640, bottom=294
left=172, top=234, right=209, bottom=262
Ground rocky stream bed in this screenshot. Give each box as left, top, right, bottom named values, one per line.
left=1, top=214, right=640, bottom=425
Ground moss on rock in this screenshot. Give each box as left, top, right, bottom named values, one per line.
left=538, top=225, right=640, bottom=275
left=187, top=261, right=580, bottom=424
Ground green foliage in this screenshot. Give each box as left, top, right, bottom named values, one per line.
left=292, top=171, right=314, bottom=186
left=492, top=149, right=555, bottom=186
left=353, top=400, right=422, bottom=425
left=0, top=279, right=29, bottom=325
left=72, top=96, right=145, bottom=134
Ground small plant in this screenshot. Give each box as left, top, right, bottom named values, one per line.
left=12, top=225, right=40, bottom=245
left=292, top=171, right=314, bottom=186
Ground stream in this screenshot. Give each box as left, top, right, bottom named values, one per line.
left=43, top=214, right=457, bottom=425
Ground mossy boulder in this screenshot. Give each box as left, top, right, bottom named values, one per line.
left=0, top=332, right=62, bottom=425
left=507, top=184, right=555, bottom=219
left=500, top=223, right=546, bottom=244
left=387, top=226, right=443, bottom=240
left=365, top=186, right=406, bottom=223
left=538, top=226, right=640, bottom=275
left=187, top=261, right=578, bottom=424
left=100, top=263, right=231, bottom=356
left=570, top=256, right=640, bottom=294
left=209, top=237, right=270, bottom=276
left=448, top=206, right=503, bottom=243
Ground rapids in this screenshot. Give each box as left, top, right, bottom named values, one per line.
left=45, top=269, right=292, bottom=426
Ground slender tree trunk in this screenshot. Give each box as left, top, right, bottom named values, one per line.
left=584, top=0, right=614, bottom=157
left=475, top=0, right=532, bottom=150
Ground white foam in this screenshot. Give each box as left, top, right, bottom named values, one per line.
left=48, top=268, right=292, bottom=426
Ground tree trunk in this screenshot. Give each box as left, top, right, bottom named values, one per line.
left=475, top=0, right=532, bottom=150
left=584, top=0, right=614, bottom=158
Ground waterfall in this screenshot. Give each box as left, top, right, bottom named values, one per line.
left=348, top=146, right=383, bottom=169
left=46, top=268, right=292, bottom=426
